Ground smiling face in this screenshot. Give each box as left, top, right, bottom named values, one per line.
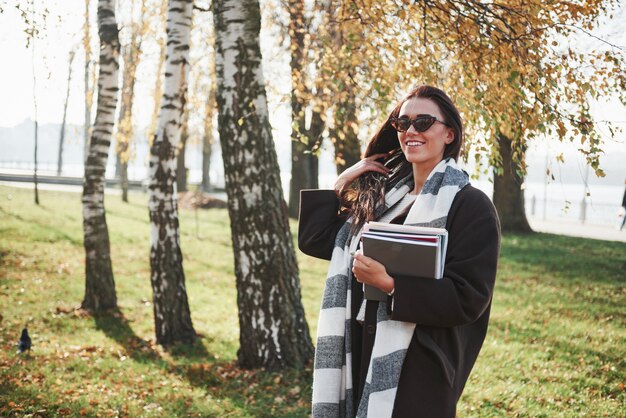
left=397, top=97, right=454, bottom=173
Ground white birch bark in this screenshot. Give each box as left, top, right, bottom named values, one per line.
left=147, top=0, right=195, bottom=345
left=214, top=0, right=313, bottom=369
left=81, top=0, right=120, bottom=311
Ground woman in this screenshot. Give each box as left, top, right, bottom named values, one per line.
left=299, top=85, right=501, bottom=418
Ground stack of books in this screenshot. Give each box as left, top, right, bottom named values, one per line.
left=360, top=221, right=448, bottom=301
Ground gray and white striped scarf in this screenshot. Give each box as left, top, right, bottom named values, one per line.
left=312, top=157, right=469, bottom=418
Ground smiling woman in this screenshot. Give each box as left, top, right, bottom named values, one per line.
left=299, top=85, right=501, bottom=417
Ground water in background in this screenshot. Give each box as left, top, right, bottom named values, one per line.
left=2, top=118, right=624, bottom=228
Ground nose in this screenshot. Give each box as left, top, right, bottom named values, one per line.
left=405, top=123, right=419, bottom=135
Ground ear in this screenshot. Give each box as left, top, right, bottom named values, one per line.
left=444, top=128, right=454, bottom=144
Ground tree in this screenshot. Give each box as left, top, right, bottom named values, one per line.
left=176, top=109, right=189, bottom=193
left=83, top=0, right=96, bottom=162
left=286, top=0, right=320, bottom=218
left=318, top=0, right=366, bottom=174
left=81, top=0, right=120, bottom=311
left=213, top=0, right=314, bottom=369
left=147, top=0, right=196, bottom=346
left=309, top=1, right=625, bottom=232
left=17, top=0, right=48, bottom=204
left=58, top=49, right=76, bottom=176
left=115, top=0, right=148, bottom=202
left=493, top=134, right=531, bottom=231
left=201, top=62, right=216, bottom=193
left=29, top=1, right=40, bottom=205
left=147, top=1, right=168, bottom=145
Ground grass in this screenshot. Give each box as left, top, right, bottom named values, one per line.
left=0, top=184, right=624, bottom=417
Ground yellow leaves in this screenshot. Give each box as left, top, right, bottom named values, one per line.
left=556, top=120, right=566, bottom=138
left=284, top=0, right=622, bottom=171
left=555, top=153, right=565, bottom=163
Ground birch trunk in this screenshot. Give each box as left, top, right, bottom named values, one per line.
left=81, top=0, right=120, bottom=311
left=214, top=0, right=314, bottom=369
left=148, top=0, right=196, bottom=346
left=493, top=134, right=533, bottom=233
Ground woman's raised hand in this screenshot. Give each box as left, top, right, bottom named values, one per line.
left=334, top=153, right=391, bottom=194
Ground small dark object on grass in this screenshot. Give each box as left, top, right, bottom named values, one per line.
left=17, top=327, right=31, bottom=354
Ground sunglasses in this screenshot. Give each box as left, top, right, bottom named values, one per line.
left=390, top=115, right=451, bottom=133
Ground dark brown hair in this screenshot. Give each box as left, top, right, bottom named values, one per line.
left=342, top=85, right=464, bottom=233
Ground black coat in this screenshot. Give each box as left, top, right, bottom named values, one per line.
left=299, top=186, right=501, bottom=417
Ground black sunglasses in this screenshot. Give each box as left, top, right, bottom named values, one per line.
left=390, top=115, right=451, bottom=133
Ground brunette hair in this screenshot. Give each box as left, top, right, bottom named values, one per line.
left=342, top=85, right=464, bottom=233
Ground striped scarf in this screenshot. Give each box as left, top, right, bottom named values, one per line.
left=312, top=157, right=469, bottom=418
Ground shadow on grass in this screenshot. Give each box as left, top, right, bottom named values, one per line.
left=501, top=232, right=626, bottom=284
left=0, top=378, right=66, bottom=416
left=179, top=357, right=313, bottom=416
left=91, top=309, right=311, bottom=415
left=93, top=309, right=163, bottom=364
left=93, top=309, right=214, bottom=366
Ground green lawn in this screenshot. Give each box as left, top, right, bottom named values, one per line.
left=0, top=185, right=624, bottom=417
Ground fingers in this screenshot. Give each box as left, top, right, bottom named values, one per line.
left=336, top=154, right=391, bottom=189
left=360, top=160, right=390, bottom=176
left=353, top=258, right=370, bottom=269
left=353, top=251, right=372, bottom=268
left=364, top=152, right=390, bottom=161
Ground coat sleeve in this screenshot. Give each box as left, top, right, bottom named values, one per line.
left=390, top=187, right=501, bottom=327
left=298, top=189, right=349, bottom=260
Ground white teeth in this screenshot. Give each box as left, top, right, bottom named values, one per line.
left=406, top=140, right=424, bottom=147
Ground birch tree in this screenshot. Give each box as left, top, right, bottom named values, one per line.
left=81, top=0, right=120, bottom=311
left=147, top=0, right=196, bottom=346
left=213, top=0, right=313, bottom=369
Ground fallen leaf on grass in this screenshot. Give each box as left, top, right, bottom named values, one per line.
left=55, top=306, right=74, bottom=314
left=74, top=309, right=91, bottom=318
